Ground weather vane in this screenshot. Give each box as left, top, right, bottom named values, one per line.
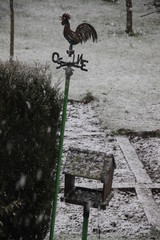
left=52, top=13, right=98, bottom=71
left=50, top=13, right=98, bottom=240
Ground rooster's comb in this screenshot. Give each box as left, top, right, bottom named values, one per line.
left=60, top=13, right=71, bottom=20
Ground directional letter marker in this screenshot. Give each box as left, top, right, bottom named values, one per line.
left=52, top=47, right=88, bottom=71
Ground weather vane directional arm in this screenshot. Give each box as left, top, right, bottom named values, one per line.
left=52, top=51, right=89, bottom=71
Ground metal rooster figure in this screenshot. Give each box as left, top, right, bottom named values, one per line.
left=60, top=13, right=98, bottom=48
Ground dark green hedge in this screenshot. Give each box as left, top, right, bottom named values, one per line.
left=0, top=60, right=61, bottom=240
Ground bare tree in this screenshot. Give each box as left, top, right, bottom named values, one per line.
left=126, top=0, right=134, bottom=35
left=151, top=0, right=160, bottom=11
left=10, top=0, right=14, bottom=59
left=142, top=0, right=160, bottom=16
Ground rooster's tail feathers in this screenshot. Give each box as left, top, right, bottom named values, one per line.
left=76, top=23, right=98, bottom=43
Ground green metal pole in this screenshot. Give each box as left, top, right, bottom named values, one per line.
left=49, top=66, right=73, bottom=240
left=82, top=204, right=90, bottom=240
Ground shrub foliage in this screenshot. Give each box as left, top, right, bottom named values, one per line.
left=0, top=60, right=61, bottom=239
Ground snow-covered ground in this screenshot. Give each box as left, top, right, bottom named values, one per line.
left=45, top=102, right=160, bottom=240
left=0, top=0, right=160, bottom=132
left=1, top=1, right=160, bottom=239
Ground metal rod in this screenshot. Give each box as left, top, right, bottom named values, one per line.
left=82, top=204, right=90, bottom=240
left=49, top=66, right=73, bottom=240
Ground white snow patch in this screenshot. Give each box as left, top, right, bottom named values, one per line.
left=36, top=169, right=43, bottom=181
left=16, top=174, right=27, bottom=190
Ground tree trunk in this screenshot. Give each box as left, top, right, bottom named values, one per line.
left=10, top=0, right=14, bottom=59
left=126, top=0, right=133, bottom=35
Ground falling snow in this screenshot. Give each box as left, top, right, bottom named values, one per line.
left=16, top=174, right=27, bottom=190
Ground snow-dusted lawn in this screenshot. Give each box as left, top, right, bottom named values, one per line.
left=0, top=0, right=160, bottom=132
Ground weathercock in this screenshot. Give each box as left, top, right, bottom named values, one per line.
left=60, top=13, right=98, bottom=48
